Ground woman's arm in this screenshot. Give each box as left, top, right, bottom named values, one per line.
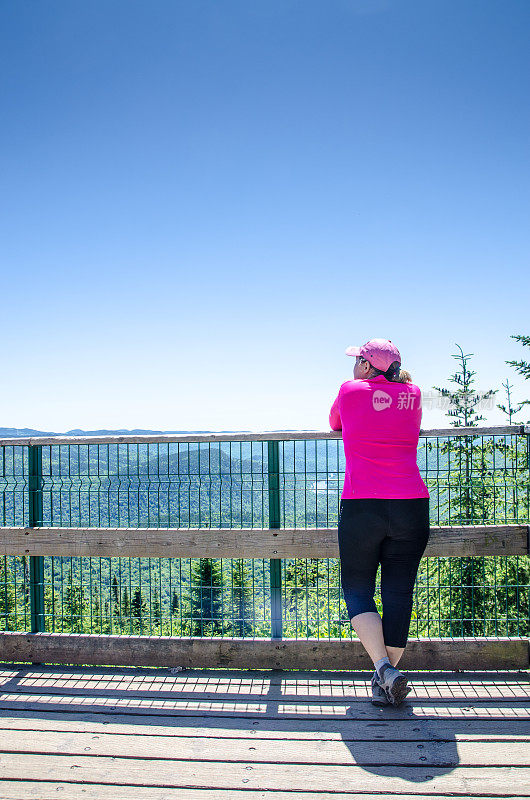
left=329, top=390, right=342, bottom=430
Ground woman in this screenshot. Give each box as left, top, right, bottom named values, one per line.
left=329, top=338, right=430, bottom=707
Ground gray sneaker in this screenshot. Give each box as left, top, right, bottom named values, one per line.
left=377, top=663, right=411, bottom=706
left=371, top=670, right=390, bottom=706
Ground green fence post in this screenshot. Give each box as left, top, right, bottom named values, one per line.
left=267, top=440, right=282, bottom=639
left=28, top=445, right=45, bottom=634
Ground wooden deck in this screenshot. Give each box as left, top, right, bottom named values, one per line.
left=0, top=663, right=529, bottom=799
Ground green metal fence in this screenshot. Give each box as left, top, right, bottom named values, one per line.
left=0, top=428, right=529, bottom=640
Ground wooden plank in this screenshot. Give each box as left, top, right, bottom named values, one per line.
left=1, top=632, right=528, bottom=670
left=0, top=522, right=521, bottom=557
left=419, top=425, right=524, bottom=437
left=1, top=786, right=526, bottom=800
left=1, top=523, right=527, bottom=557
left=2, top=663, right=528, bottom=683
left=1, top=728, right=530, bottom=766
left=1, top=753, right=530, bottom=794
left=2, top=663, right=528, bottom=681
left=0, top=424, right=522, bottom=446
left=2, top=711, right=529, bottom=740
left=0, top=430, right=342, bottom=446
left=2, top=673, right=529, bottom=701
left=1, top=690, right=529, bottom=720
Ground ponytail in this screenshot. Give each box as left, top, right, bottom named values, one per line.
left=396, top=368, right=412, bottom=383
left=365, top=359, right=412, bottom=383
left=387, top=362, right=412, bottom=383
left=371, top=360, right=412, bottom=383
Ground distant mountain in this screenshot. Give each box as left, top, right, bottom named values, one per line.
left=0, top=427, right=241, bottom=438
left=0, top=427, right=60, bottom=437
left=0, top=427, right=310, bottom=438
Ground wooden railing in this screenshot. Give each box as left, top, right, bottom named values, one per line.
left=0, top=422, right=527, bottom=446
left=0, top=425, right=529, bottom=670
left=1, top=522, right=528, bottom=559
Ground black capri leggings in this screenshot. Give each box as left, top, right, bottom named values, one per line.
left=337, top=498, right=430, bottom=648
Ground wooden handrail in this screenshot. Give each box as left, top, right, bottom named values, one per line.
left=1, top=524, right=528, bottom=558
left=0, top=424, right=525, bottom=446
left=1, top=631, right=527, bottom=670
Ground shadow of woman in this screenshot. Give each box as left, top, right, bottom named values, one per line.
left=343, top=695, right=459, bottom=788
left=339, top=668, right=529, bottom=794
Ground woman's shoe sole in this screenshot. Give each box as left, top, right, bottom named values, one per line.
left=386, top=675, right=410, bottom=706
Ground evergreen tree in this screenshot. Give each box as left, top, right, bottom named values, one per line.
left=93, top=590, right=100, bottom=633
left=103, top=600, right=110, bottom=633
left=493, top=376, right=530, bottom=635
left=64, top=585, right=86, bottom=633
left=44, top=585, right=57, bottom=633
left=0, top=557, right=15, bottom=629
left=498, top=332, right=530, bottom=523
left=432, top=344, right=497, bottom=523
left=111, top=574, right=119, bottom=612
left=432, top=344, right=497, bottom=635
left=497, top=378, right=530, bottom=426
left=433, top=344, right=496, bottom=430
left=171, top=590, right=179, bottom=614
left=284, top=559, right=308, bottom=634
left=230, top=560, right=253, bottom=637
left=505, top=333, right=530, bottom=383
left=122, top=586, right=130, bottom=619
left=23, top=555, right=30, bottom=608
left=190, top=558, right=223, bottom=636
left=152, top=580, right=161, bottom=630
left=131, top=588, right=147, bottom=633
left=495, top=375, right=530, bottom=523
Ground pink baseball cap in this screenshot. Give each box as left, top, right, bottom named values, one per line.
left=345, top=338, right=401, bottom=371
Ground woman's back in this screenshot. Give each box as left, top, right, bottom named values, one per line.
left=329, top=375, right=429, bottom=499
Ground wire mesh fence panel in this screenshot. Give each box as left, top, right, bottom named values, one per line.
left=0, top=431, right=528, bottom=639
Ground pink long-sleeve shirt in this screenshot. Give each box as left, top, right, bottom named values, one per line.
left=329, top=375, right=429, bottom=499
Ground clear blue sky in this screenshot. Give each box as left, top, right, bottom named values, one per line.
left=1, top=0, right=529, bottom=432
